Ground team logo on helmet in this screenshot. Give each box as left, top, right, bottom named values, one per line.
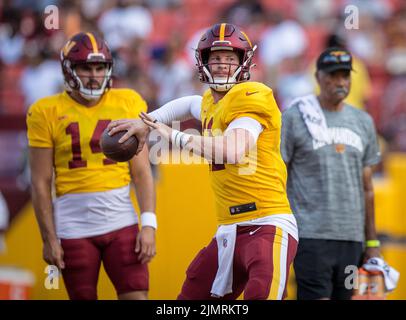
left=62, top=41, right=76, bottom=57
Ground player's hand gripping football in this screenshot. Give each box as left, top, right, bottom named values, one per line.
left=107, top=118, right=150, bottom=155
left=43, top=239, right=65, bottom=270
left=139, top=112, right=172, bottom=142
left=135, top=226, right=156, bottom=264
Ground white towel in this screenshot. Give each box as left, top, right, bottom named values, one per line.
left=363, top=257, right=400, bottom=292
left=210, top=224, right=237, bottom=298
left=289, top=94, right=331, bottom=144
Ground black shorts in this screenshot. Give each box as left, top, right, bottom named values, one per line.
left=293, top=239, right=363, bottom=300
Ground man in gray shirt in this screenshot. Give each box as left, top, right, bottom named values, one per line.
left=281, top=47, right=381, bottom=300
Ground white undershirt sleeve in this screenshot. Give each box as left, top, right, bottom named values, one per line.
left=224, top=117, right=264, bottom=144
left=149, top=95, right=202, bottom=125
left=190, top=98, right=202, bottom=120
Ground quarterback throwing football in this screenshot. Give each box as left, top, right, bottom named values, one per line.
left=109, top=23, right=298, bottom=300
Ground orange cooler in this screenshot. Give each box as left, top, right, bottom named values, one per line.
left=0, top=267, right=35, bottom=300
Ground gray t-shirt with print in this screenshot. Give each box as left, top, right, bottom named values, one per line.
left=281, top=103, right=381, bottom=242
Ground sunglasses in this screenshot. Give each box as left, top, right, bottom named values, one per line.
left=322, top=53, right=351, bottom=64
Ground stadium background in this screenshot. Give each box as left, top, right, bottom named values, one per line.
left=0, top=0, right=406, bottom=299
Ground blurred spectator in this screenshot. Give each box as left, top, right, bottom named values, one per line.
left=259, top=15, right=308, bottom=88
left=220, top=0, right=268, bottom=51
left=296, top=0, right=337, bottom=25
left=381, top=6, right=406, bottom=151
left=220, top=0, right=264, bottom=27
left=0, top=191, right=9, bottom=254
left=117, top=71, right=158, bottom=109
left=342, top=0, right=392, bottom=20
left=111, top=36, right=158, bottom=106
left=184, top=27, right=206, bottom=66
left=384, top=6, right=406, bottom=75
left=10, top=0, right=59, bottom=12
left=147, top=0, right=182, bottom=9
left=0, top=131, right=28, bottom=179
left=345, top=54, right=373, bottom=110
left=149, top=35, right=195, bottom=105
left=218, top=0, right=267, bottom=48
left=342, top=10, right=387, bottom=66
left=20, top=41, right=63, bottom=108
left=0, top=9, right=25, bottom=65
left=98, top=0, right=153, bottom=51
left=259, top=18, right=308, bottom=68
left=113, top=37, right=149, bottom=76
left=59, top=1, right=83, bottom=37
left=276, top=54, right=313, bottom=110
left=80, top=0, right=108, bottom=21
left=346, top=17, right=386, bottom=67
left=380, top=74, right=406, bottom=152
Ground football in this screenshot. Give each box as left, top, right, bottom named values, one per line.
left=100, top=128, right=139, bottom=162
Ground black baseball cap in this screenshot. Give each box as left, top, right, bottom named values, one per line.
left=316, top=47, right=353, bottom=73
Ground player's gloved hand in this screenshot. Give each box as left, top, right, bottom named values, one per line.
left=140, top=112, right=172, bottom=142
left=107, top=118, right=150, bottom=155
left=43, top=239, right=65, bottom=270
left=135, top=226, right=156, bottom=264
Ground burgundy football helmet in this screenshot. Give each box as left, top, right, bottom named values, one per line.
left=60, top=32, right=113, bottom=100
left=195, top=23, right=256, bottom=92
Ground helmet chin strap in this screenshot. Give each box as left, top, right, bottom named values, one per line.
left=79, top=89, right=103, bottom=101
left=204, top=65, right=242, bottom=92
left=209, top=78, right=234, bottom=92
left=73, top=68, right=112, bottom=101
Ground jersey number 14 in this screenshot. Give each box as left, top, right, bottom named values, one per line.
left=66, top=120, right=115, bottom=169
